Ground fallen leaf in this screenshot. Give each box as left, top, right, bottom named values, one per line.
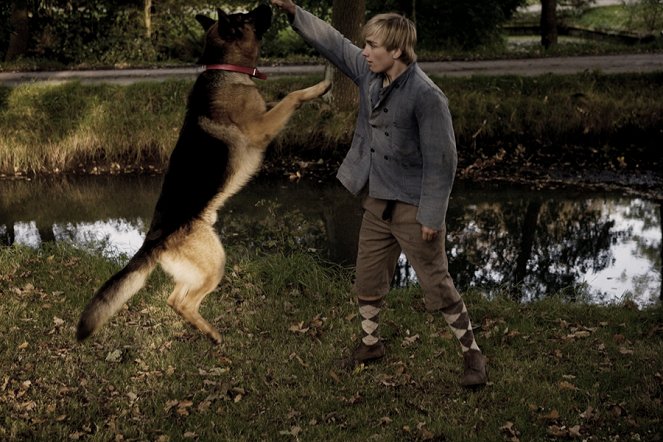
left=179, top=400, right=193, bottom=409
left=609, top=404, right=625, bottom=418
left=379, top=416, right=392, bottom=426
left=613, top=333, right=626, bottom=343
left=500, top=421, right=520, bottom=441
left=568, top=425, right=583, bottom=437
left=401, top=334, right=420, bottom=347
left=618, top=346, right=634, bottom=355
left=540, top=409, right=560, bottom=421
left=564, top=330, right=591, bottom=340
left=559, top=380, right=577, bottom=391
left=164, top=400, right=179, bottom=412
left=20, top=401, right=36, bottom=411
left=197, top=401, right=211, bottom=413
left=579, top=406, right=597, bottom=420
left=547, top=425, right=567, bottom=437
left=105, top=350, right=122, bottom=362
left=288, top=322, right=309, bottom=333
left=279, top=426, right=302, bottom=437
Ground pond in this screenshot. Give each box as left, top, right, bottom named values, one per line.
left=1, top=175, right=660, bottom=306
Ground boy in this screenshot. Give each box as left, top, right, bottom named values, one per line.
left=270, top=0, right=487, bottom=387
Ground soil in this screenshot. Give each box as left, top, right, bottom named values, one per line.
left=261, top=142, right=663, bottom=201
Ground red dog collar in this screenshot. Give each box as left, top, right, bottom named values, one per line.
left=204, top=64, right=268, bottom=80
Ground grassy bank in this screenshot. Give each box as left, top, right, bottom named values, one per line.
left=0, top=243, right=661, bottom=440
left=1, top=72, right=662, bottom=178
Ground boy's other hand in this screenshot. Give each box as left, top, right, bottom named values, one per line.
left=421, top=226, right=439, bottom=242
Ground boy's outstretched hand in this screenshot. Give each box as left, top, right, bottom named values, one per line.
left=270, top=0, right=296, bottom=16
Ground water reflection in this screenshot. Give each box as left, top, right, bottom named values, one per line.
left=0, top=176, right=660, bottom=306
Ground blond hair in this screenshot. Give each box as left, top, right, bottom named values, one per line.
left=362, top=13, right=417, bottom=65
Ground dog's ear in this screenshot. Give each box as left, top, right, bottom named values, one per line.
left=215, top=9, right=236, bottom=39
left=217, top=9, right=231, bottom=27
left=249, top=4, right=272, bottom=39
left=195, top=14, right=216, bottom=31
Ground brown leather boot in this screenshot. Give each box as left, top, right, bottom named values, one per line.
left=340, top=341, right=385, bottom=370
left=460, top=349, right=488, bottom=388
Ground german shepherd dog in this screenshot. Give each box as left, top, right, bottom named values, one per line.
left=76, top=4, right=330, bottom=344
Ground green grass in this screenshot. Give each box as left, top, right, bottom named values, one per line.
left=0, top=243, right=662, bottom=441
left=568, top=4, right=663, bottom=34
left=1, top=72, right=662, bottom=177
left=509, top=3, right=663, bottom=53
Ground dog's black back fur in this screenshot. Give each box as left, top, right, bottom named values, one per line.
left=146, top=77, right=231, bottom=246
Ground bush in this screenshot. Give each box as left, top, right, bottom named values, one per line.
left=1, top=0, right=529, bottom=66
left=416, top=0, right=526, bottom=50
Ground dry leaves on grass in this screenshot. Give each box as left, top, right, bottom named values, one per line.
left=500, top=421, right=521, bottom=441
left=401, top=334, right=420, bottom=348
left=547, top=424, right=584, bottom=438
left=288, top=314, right=326, bottom=338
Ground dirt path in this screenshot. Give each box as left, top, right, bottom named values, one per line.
left=1, top=53, right=662, bottom=86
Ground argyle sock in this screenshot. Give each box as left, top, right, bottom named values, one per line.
left=441, top=299, right=480, bottom=353
left=358, top=298, right=382, bottom=346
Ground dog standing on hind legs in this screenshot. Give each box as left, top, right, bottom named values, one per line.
left=76, top=4, right=331, bottom=344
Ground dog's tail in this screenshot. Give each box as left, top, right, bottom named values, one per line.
left=76, top=245, right=159, bottom=341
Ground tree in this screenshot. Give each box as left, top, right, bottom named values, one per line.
left=413, top=0, right=525, bottom=50
left=514, top=200, right=542, bottom=286
left=5, top=0, right=30, bottom=61
left=144, top=0, right=152, bottom=38
left=329, top=0, right=365, bottom=111
left=540, top=0, right=558, bottom=49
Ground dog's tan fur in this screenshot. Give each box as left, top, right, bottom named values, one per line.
left=76, top=5, right=330, bottom=344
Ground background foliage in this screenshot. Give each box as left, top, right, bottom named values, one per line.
left=1, top=0, right=526, bottom=66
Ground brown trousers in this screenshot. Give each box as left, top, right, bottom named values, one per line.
left=353, top=197, right=461, bottom=311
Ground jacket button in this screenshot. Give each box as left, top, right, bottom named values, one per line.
left=370, top=148, right=375, bottom=153
left=383, top=108, right=388, bottom=113
left=384, top=155, right=389, bottom=160
left=385, top=132, right=389, bottom=137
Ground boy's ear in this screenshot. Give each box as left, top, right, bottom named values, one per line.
left=391, top=48, right=403, bottom=60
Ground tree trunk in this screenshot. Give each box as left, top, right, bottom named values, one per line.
left=331, top=0, right=365, bottom=111
left=540, top=0, right=558, bottom=49
left=5, top=0, right=30, bottom=62
left=514, top=201, right=542, bottom=292
left=144, top=0, right=153, bottom=38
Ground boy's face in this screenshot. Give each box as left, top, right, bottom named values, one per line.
left=362, top=34, right=401, bottom=74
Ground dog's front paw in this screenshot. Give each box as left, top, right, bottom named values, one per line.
left=296, top=80, right=332, bottom=102
left=315, top=79, right=332, bottom=96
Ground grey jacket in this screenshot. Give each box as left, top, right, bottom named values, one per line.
left=292, top=7, right=457, bottom=230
